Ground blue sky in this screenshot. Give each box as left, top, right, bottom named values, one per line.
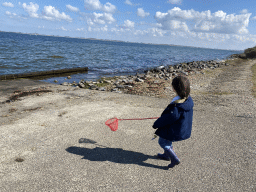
left=1, top=0, right=256, bottom=50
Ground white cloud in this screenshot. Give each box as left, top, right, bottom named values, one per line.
left=251, top=16, right=256, bottom=20
left=137, top=8, right=150, bottom=18
left=84, top=0, right=101, bottom=10
left=56, top=26, right=70, bottom=31
left=240, top=9, right=248, bottom=14
left=5, top=11, right=16, bottom=16
left=76, top=28, right=84, bottom=31
left=90, top=12, right=115, bottom=25
left=124, top=20, right=135, bottom=28
left=22, top=2, right=39, bottom=18
left=101, top=25, right=108, bottom=31
left=155, top=7, right=251, bottom=34
left=2, top=2, right=14, bottom=7
left=84, top=0, right=116, bottom=13
left=102, top=2, right=116, bottom=13
left=125, top=0, right=133, bottom=6
left=42, top=6, right=72, bottom=22
left=167, top=0, right=182, bottom=4
left=60, top=26, right=68, bottom=31
left=66, top=5, right=79, bottom=12
left=87, top=25, right=108, bottom=32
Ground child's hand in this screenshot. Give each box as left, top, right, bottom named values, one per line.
left=152, top=134, right=158, bottom=140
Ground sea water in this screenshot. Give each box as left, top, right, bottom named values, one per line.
left=0, top=31, right=242, bottom=84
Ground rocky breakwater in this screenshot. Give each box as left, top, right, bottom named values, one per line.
left=61, top=59, right=228, bottom=98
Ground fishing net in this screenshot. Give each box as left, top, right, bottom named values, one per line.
left=105, top=117, right=159, bottom=131
left=105, top=117, right=119, bottom=131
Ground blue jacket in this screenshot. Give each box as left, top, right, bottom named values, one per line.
left=153, top=96, right=194, bottom=142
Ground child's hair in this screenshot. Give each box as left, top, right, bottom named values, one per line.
left=172, top=75, right=190, bottom=99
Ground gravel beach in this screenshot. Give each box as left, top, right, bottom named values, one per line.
left=0, top=58, right=255, bottom=191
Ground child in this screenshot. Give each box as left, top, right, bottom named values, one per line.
left=153, top=75, right=194, bottom=168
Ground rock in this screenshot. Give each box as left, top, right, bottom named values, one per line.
left=98, top=87, right=106, bottom=91
left=181, top=71, right=188, bottom=76
left=90, top=85, right=98, bottom=90
left=54, top=80, right=58, bottom=83
left=78, top=82, right=85, bottom=88
left=61, top=82, right=69, bottom=86
left=114, top=80, right=121, bottom=84
left=135, top=78, right=144, bottom=82
left=104, top=80, right=112, bottom=84
left=67, top=76, right=71, bottom=79
left=157, top=65, right=165, bottom=69
left=165, top=87, right=172, bottom=90
left=111, top=88, right=119, bottom=92
left=85, top=81, right=92, bottom=84
left=124, top=85, right=133, bottom=88
left=116, top=85, right=125, bottom=89
left=125, top=79, right=134, bottom=84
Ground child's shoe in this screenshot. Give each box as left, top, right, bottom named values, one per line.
left=157, top=151, right=171, bottom=161
left=166, top=147, right=180, bottom=168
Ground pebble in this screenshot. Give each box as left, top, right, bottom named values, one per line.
left=98, top=87, right=106, bottom=91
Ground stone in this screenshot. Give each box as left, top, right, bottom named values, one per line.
left=124, top=85, right=133, bottom=88
left=181, top=71, right=188, bottom=76
left=157, top=65, right=165, bottom=69
left=67, top=76, right=71, bottom=79
left=98, top=87, right=106, bottom=91
left=61, top=82, right=69, bottom=86
left=104, top=80, right=112, bottom=84
left=135, top=78, right=144, bottom=82
left=78, top=82, right=85, bottom=88
left=125, top=79, right=134, bottom=84
left=90, top=85, right=98, bottom=90
left=111, top=88, right=119, bottom=92
left=116, top=85, right=125, bottom=89
left=165, top=87, right=172, bottom=90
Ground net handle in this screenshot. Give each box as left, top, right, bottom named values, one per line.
left=118, top=117, right=159, bottom=121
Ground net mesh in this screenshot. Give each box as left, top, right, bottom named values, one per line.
left=105, top=117, right=119, bottom=131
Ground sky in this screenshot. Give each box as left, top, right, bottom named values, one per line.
left=1, top=0, right=256, bottom=50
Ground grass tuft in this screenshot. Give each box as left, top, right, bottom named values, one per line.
left=251, top=63, right=256, bottom=98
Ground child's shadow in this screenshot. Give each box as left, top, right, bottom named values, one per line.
left=65, top=138, right=168, bottom=170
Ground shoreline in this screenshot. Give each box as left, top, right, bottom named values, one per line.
left=0, top=57, right=242, bottom=99
left=57, top=58, right=232, bottom=98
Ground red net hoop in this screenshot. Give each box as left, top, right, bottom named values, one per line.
left=105, top=117, right=119, bottom=131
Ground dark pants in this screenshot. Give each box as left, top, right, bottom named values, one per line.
left=158, top=137, right=173, bottom=151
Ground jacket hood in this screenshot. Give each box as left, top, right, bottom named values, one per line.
left=173, top=96, right=194, bottom=111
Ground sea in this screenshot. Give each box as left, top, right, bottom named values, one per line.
left=0, top=31, right=242, bottom=84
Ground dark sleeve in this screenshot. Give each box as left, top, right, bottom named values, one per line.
left=152, top=106, right=180, bottom=129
